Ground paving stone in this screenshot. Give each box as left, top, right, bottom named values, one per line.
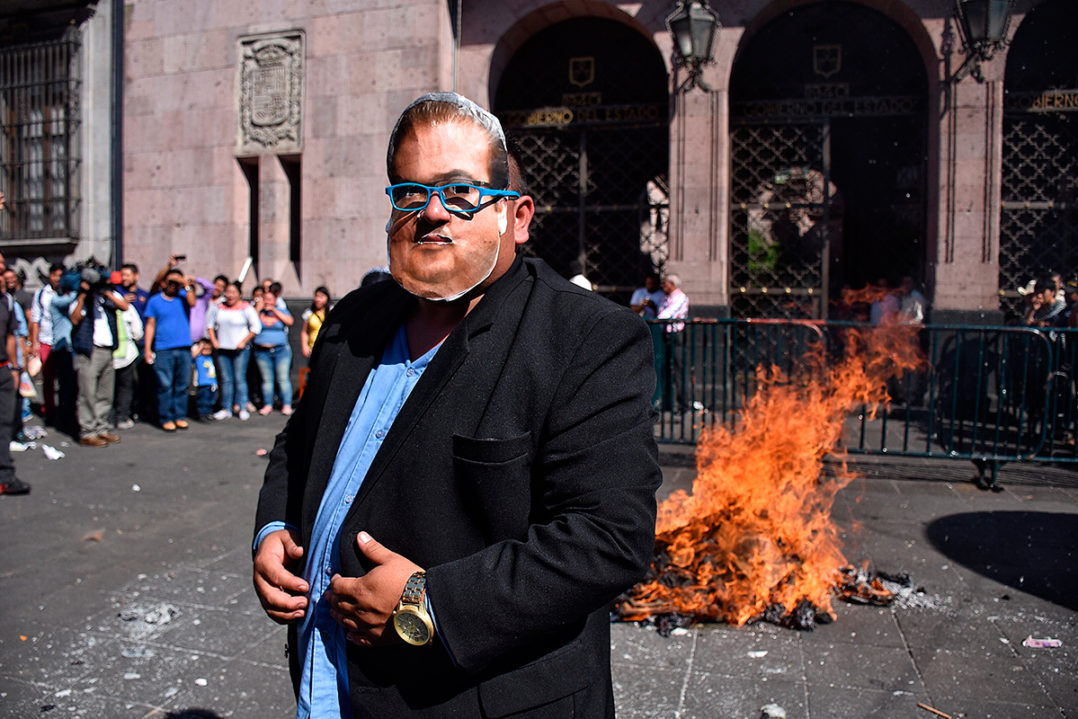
left=912, top=646, right=1056, bottom=708
left=680, top=672, right=807, bottom=719
left=611, top=661, right=684, bottom=719
left=800, top=642, right=923, bottom=694
left=806, top=684, right=932, bottom=719
left=690, top=623, right=802, bottom=678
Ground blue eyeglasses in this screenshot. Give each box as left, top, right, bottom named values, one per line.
left=386, top=182, right=520, bottom=214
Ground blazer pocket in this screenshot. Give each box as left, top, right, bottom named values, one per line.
left=477, top=627, right=592, bottom=718
left=452, top=432, right=533, bottom=542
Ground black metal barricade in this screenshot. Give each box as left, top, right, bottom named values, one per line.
left=649, top=318, right=824, bottom=443
left=649, top=319, right=1078, bottom=487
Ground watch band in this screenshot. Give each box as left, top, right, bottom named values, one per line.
left=401, top=571, right=426, bottom=605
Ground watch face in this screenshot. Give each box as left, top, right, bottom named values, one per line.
left=394, top=609, right=431, bottom=646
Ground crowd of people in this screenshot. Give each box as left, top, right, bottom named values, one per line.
left=1019, top=271, right=1078, bottom=328
left=0, top=250, right=334, bottom=494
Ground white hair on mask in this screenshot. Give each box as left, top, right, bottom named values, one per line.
left=386, top=92, right=511, bottom=189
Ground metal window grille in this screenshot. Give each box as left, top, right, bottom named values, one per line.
left=0, top=29, right=81, bottom=244
left=1000, top=103, right=1078, bottom=321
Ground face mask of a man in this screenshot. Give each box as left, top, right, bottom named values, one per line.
left=387, top=201, right=508, bottom=302
left=385, top=118, right=512, bottom=303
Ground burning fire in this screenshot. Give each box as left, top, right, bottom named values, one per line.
left=618, top=314, right=924, bottom=629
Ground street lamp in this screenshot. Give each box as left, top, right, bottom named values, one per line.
left=666, top=0, right=720, bottom=91
left=953, top=0, right=1013, bottom=82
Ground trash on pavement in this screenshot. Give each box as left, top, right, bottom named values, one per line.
left=1022, top=636, right=1062, bottom=648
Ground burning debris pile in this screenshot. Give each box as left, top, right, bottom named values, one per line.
left=616, top=321, right=923, bottom=631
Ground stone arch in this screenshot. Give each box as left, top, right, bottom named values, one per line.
left=487, top=1, right=665, bottom=103
left=727, top=0, right=930, bottom=318
left=491, top=10, right=670, bottom=297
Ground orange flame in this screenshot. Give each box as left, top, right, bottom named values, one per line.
left=621, top=316, right=924, bottom=626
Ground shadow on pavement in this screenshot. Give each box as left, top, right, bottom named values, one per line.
left=925, top=511, right=1078, bottom=611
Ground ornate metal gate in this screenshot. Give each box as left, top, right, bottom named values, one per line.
left=506, top=120, right=668, bottom=298
left=494, top=17, right=669, bottom=300
left=1000, top=108, right=1078, bottom=320
left=729, top=122, right=831, bottom=318
left=999, top=0, right=1078, bottom=321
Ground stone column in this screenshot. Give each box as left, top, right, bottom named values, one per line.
left=666, top=78, right=730, bottom=314
left=932, top=70, right=1006, bottom=324
left=257, top=157, right=299, bottom=290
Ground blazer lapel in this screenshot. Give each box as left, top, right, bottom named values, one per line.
left=303, top=287, right=413, bottom=522
left=352, top=257, right=533, bottom=508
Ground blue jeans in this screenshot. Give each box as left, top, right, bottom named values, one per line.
left=196, top=385, right=217, bottom=416
left=153, top=346, right=192, bottom=423
left=254, top=344, right=293, bottom=408
left=217, top=346, right=251, bottom=412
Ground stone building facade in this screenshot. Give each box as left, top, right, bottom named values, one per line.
left=1, top=0, right=1074, bottom=323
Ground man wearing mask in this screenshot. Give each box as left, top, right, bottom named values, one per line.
left=252, top=93, right=660, bottom=718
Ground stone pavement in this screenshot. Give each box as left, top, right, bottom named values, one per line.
left=1, top=416, right=1075, bottom=718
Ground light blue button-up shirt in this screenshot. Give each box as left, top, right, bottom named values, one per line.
left=256, top=324, right=439, bottom=719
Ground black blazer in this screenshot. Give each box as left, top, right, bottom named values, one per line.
left=256, top=256, right=661, bottom=718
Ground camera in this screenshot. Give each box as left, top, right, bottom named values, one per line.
left=59, top=257, right=112, bottom=294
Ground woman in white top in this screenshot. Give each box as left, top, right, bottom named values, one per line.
left=206, top=282, right=260, bottom=420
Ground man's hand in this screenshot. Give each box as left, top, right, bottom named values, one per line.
left=252, top=528, right=309, bottom=623
left=325, top=532, right=420, bottom=647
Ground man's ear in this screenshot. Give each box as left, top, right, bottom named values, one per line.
left=512, top=195, right=535, bottom=247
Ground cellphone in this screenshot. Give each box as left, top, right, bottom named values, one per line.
left=174, top=254, right=186, bottom=261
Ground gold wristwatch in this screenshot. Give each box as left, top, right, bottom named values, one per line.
left=393, top=571, right=434, bottom=646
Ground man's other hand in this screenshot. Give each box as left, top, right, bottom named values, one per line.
left=252, top=528, right=309, bottom=623
left=326, top=532, right=420, bottom=647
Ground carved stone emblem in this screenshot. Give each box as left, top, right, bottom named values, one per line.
left=238, top=31, right=304, bottom=154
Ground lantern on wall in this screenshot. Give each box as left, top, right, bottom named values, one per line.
left=666, top=0, right=720, bottom=90
left=954, top=0, right=1014, bottom=82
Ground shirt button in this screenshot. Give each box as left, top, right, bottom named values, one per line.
left=375, top=429, right=385, bottom=439
left=344, top=494, right=354, bottom=504
left=325, top=567, right=332, bottom=577
left=406, top=368, right=415, bottom=377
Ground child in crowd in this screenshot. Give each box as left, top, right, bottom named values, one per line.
left=193, top=338, right=219, bottom=421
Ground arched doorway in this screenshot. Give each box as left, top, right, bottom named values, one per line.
left=1000, top=0, right=1078, bottom=321
left=728, top=1, right=928, bottom=318
left=493, top=17, right=669, bottom=299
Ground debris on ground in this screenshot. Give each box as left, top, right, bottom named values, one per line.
left=917, top=701, right=952, bottom=718
left=23, top=426, right=47, bottom=440
left=1022, top=636, right=1062, bottom=648
left=117, top=602, right=180, bottom=634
